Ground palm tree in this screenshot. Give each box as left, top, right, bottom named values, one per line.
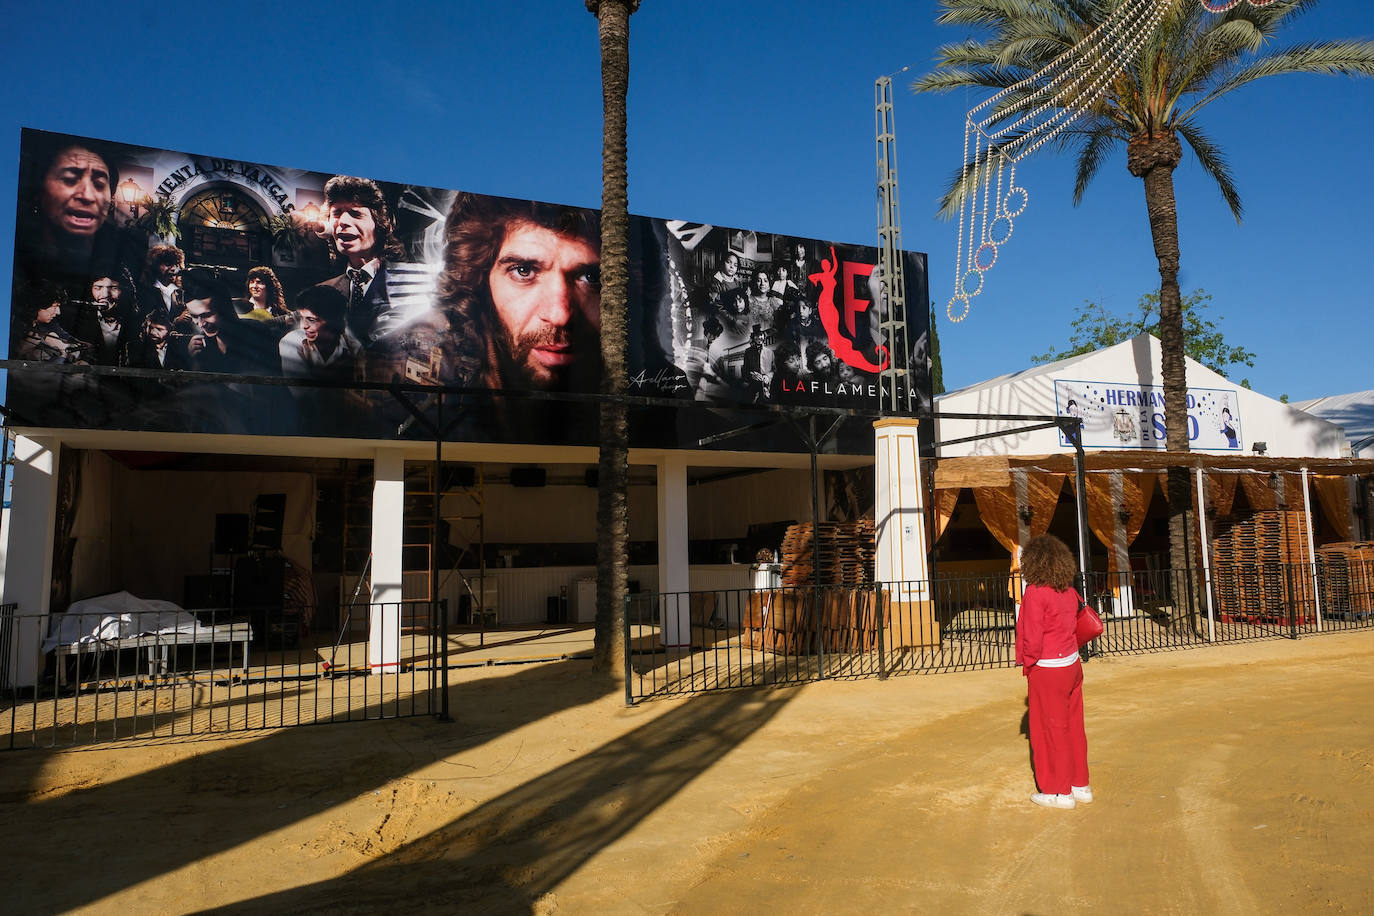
left=586, top=0, right=640, bottom=681
left=916, top=0, right=1374, bottom=574
left=135, top=194, right=180, bottom=243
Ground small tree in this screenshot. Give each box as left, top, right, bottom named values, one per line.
left=1033, top=288, right=1256, bottom=378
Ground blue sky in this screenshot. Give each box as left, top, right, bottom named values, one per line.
left=1, top=0, right=1370, bottom=402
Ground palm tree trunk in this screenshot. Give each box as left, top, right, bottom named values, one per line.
left=1129, top=132, right=1197, bottom=624
left=587, top=0, right=638, bottom=681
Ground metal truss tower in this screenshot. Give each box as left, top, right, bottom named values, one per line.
left=875, top=75, right=913, bottom=416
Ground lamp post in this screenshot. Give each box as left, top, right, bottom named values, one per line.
left=117, top=177, right=145, bottom=218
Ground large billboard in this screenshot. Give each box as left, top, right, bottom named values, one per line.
left=8, top=129, right=930, bottom=451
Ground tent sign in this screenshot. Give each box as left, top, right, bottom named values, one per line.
left=1054, top=379, right=1243, bottom=451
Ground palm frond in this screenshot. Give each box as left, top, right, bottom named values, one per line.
left=1071, top=120, right=1126, bottom=205
left=931, top=128, right=1034, bottom=219
left=1175, top=120, right=1243, bottom=223
left=1178, top=40, right=1374, bottom=121
left=911, top=65, right=1031, bottom=94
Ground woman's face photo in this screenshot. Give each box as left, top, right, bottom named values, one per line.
left=40, top=146, right=111, bottom=239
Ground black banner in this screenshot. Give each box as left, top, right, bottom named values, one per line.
left=9, top=129, right=930, bottom=451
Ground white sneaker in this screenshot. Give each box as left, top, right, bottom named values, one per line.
left=1031, top=793, right=1076, bottom=809
left=1071, top=785, right=1093, bottom=804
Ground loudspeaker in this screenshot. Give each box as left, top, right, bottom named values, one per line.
left=510, top=467, right=546, bottom=488
left=214, top=514, right=251, bottom=554
left=251, top=493, right=286, bottom=550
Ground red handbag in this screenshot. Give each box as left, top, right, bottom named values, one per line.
left=1076, top=597, right=1104, bottom=646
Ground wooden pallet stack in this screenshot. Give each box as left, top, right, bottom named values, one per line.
left=1210, top=509, right=1311, bottom=623
left=735, top=521, right=882, bottom=656
left=1317, top=542, right=1374, bottom=620
left=779, top=520, right=876, bottom=587
left=742, top=586, right=881, bottom=655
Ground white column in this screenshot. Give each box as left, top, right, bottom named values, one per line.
left=1110, top=471, right=1135, bottom=616
left=874, top=419, right=928, bottom=599
left=1301, top=467, right=1323, bottom=631
left=369, top=449, right=405, bottom=669
left=1195, top=467, right=1215, bottom=642
left=1, top=436, right=59, bottom=687
left=657, top=455, right=691, bottom=647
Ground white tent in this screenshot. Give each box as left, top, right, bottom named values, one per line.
left=1291, top=390, right=1374, bottom=459
left=934, top=333, right=1352, bottom=460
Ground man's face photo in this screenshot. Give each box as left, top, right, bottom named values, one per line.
left=146, top=321, right=169, bottom=344
left=298, top=309, right=339, bottom=350
left=91, top=276, right=119, bottom=306
left=487, top=220, right=600, bottom=389
left=186, top=299, right=220, bottom=337
left=329, top=202, right=378, bottom=261
left=157, top=259, right=181, bottom=285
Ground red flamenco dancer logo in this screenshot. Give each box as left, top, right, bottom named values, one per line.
left=809, top=246, right=889, bottom=373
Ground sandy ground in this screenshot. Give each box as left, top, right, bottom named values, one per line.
left=4, top=630, right=1373, bottom=915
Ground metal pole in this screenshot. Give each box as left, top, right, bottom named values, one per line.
left=435, top=394, right=451, bottom=722
left=1301, top=467, right=1323, bottom=632
left=1195, top=467, right=1215, bottom=642
left=807, top=415, right=827, bottom=677
left=1069, top=422, right=1094, bottom=607
left=623, top=594, right=634, bottom=706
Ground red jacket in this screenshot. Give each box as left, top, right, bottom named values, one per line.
left=1016, top=584, right=1082, bottom=675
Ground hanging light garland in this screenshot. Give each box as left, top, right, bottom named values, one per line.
left=946, top=0, right=1278, bottom=324
left=1199, top=0, right=1279, bottom=12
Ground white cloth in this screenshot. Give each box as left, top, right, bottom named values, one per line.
left=278, top=326, right=363, bottom=379
left=42, top=591, right=207, bottom=653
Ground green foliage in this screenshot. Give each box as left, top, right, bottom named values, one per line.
left=134, top=195, right=180, bottom=242
left=1032, top=289, right=1256, bottom=378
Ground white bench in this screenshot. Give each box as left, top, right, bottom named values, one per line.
left=54, top=622, right=253, bottom=687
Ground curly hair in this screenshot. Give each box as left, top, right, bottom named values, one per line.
left=434, top=191, right=600, bottom=387
left=15, top=279, right=68, bottom=326
left=246, top=265, right=287, bottom=313
left=323, top=175, right=405, bottom=263
left=1019, top=534, right=1078, bottom=591
left=146, top=244, right=184, bottom=271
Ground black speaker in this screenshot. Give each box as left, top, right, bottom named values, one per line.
left=214, top=514, right=251, bottom=554
left=511, top=467, right=546, bottom=488
left=251, top=493, right=287, bottom=550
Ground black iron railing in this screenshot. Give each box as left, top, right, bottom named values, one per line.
left=2, top=600, right=447, bottom=750
left=625, top=559, right=1374, bottom=703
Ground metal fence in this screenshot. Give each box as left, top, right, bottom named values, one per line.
left=2, top=600, right=448, bottom=750
left=625, top=559, right=1374, bottom=703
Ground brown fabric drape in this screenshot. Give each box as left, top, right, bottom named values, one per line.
left=973, top=485, right=1019, bottom=558
left=1079, top=472, right=1155, bottom=573
left=932, top=487, right=961, bottom=544
left=1312, top=475, right=1352, bottom=540
left=1025, top=472, right=1066, bottom=539
left=1238, top=473, right=1279, bottom=511
left=1119, top=473, right=1155, bottom=548
left=1204, top=473, right=1238, bottom=520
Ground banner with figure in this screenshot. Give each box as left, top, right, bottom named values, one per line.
left=8, top=128, right=930, bottom=452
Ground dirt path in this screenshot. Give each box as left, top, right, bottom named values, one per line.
left=5, top=632, right=1373, bottom=914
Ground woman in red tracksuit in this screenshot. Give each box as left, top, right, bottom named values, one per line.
left=1016, top=534, right=1091, bottom=809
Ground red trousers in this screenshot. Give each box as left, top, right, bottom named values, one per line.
left=1026, top=662, right=1089, bottom=794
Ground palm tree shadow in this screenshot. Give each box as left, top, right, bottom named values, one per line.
left=202, top=688, right=798, bottom=914
left=1019, top=697, right=1035, bottom=779
left=5, top=659, right=614, bottom=914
